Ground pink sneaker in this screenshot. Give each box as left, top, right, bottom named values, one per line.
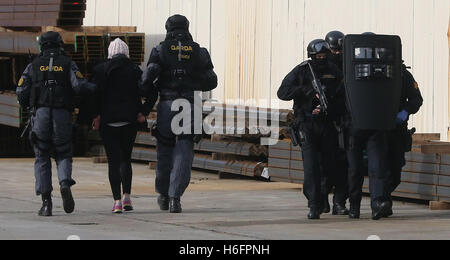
left=123, top=197, right=134, bottom=212
left=112, top=201, right=123, bottom=214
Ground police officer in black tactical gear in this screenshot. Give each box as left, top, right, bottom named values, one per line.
left=16, top=31, right=96, bottom=217
left=322, top=30, right=349, bottom=216
left=385, top=63, right=423, bottom=217
left=141, top=15, right=218, bottom=213
left=278, top=39, right=346, bottom=220
left=342, top=33, right=403, bottom=220
left=325, top=31, right=345, bottom=70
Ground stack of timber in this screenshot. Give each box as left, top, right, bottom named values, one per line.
left=268, top=139, right=304, bottom=184
left=268, top=132, right=450, bottom=203
left=0, top=0, right=86, bottom=27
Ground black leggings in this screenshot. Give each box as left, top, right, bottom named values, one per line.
left=100, top=124, right=137, bottom=201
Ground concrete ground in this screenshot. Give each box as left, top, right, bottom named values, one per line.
left=0, top=158, right=449, bottom=240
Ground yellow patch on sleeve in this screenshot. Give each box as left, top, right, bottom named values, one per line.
left=414, top=82, right=419, bottom=90
left=76, top=71, right=84, bottom=79
left=18, top=78, right=24, bottom=87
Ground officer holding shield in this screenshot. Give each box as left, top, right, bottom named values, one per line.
left=343, top=34, right=403, bottom=220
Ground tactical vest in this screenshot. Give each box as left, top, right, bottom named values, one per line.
left=30, top=52, right=72, bottom=109
left=159, top=39, right=201, bottom=90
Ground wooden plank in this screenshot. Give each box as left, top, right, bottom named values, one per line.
left=437, top=186, right=450, bottom=198
left=268, top=167, right=290, bottom=179
left=413, top=133, right=441, bottom=143
left=401, top=171, right=439, bottom=186
left=0, top=104, right=20, bottom=116
left=430, top=201, right=450, bottom=210
left=395, top=182, right=437, bottom=197
left=0, top=114, right=19, bottom=128
left=268, top=157, right=304, bottom=171
left=403, top=161, right=439, bottom=174
left=439, top=164, right=450, bottom=176
left=421, top=142, right=450, bottom=154
left=440, top=154, right=450, bottom=165
left=0, top=93, right=20, bottom=107
left=290, top=170, right=305, bottom=181
left=404, top=152, right=440, bottom=164
left=268, top=147, right=290, bottom=159
left=268, top=158, right=289, bottom=169
left=438, top=175, right=450, bottom=187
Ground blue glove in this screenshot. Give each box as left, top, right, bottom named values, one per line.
left=396, top=110, right=409, bottom=124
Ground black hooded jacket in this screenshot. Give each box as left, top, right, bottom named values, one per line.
left=92, top=54, right=151, bottom=125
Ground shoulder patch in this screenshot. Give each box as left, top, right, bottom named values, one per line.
left=414, top=82, right=419, bottom=90
left=76, top=71, right=84, bottom=79
left=18, top=78, right=24, bottom=87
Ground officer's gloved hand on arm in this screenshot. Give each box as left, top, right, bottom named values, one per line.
left=396, top=110, right=409, bottom=124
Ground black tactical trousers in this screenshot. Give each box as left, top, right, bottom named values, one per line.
left=387, top=125, right=408, bottom=195
left=322, top=148, right=349, bottom=205
left=300, top=119, right=339, bottom=210
left=155, top=100, right=195, bottom=199
left=347, top=129, right=389, bottom=209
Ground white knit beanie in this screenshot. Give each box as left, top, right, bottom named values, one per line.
left=108, top=38, right=130, bottom=59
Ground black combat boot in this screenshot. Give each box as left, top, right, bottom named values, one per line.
left=170, top=198, right=182, bottom=213
left=384, top=208, right=394, bottom=218
left=308, top=208, right=321, bottom=220
left=158, top=195, right=170, bottom=211
left=332, top=203, right=350, bottom=216
left=322, top=196, right=331, bottom=214
left=372, top=201, right=392, bottom=220
left=38, top=193, right=53, bottom=217
left=349, top=204, right=360, bottom=219
left=60, top=181, right=75, bottom=214
left=383, top=197, right=394, bottom=218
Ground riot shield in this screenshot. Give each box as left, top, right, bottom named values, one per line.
left=343, top=34, right=402, bottom=130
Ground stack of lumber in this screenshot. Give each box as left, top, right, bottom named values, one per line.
left=0, top=0, right=86, bottom=27
left=268, top=139, right=304, bottom=184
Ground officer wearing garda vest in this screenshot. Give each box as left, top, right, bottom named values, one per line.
left=141, top=15, right=217, bottom=213
left=16, top=31, right=96, bottom=217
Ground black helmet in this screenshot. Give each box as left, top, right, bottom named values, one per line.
left=307, top=39, right=330, bottom=58
left=165, top=14, right=190, bottom=32
left=39, top=31, right=64, bottom=50
left=325, top=31, right=345, bottom=50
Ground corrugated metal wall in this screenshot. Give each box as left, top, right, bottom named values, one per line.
left=84, top=0, right=450, bottom=139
